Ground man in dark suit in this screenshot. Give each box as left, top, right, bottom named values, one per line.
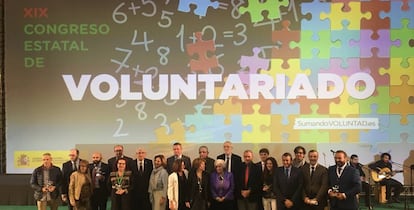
left=328, top=150, right=361, bottom=210
left=131, top=148, right=153, bottom=210
left=274, top=152, right=303, bottom=210
left=301, top=150, right=328, bottom=210
left=217, top=140, right=242, bottom=175
left=61, top=148, right=82, bottom=210
left=235, top=150, right=261, bottom=210
left=166, top=142, right=191, bottom=174
left=107, top=144, right=133, bottom=172
left=350, top=154, right=372, bottom=209
left=198, top=145, right=215, bottom=174
left=256, top=148, right=272, bottom=210
left=89, top=152, right=110, bottom=210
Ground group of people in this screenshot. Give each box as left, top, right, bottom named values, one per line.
left=30, top=141, right=404, bottom=210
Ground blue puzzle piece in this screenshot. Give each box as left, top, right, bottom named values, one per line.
left=212, top=115, right=245, bottom=142
left=270, top=100, right=300, bottom=125
left=360, top=104, right=391, bottom=149
left=178, top=0, right=220, bottom=16
left=184, top=104, right=217, bottom=142
left=379, top=1, right=414, bottom=29
left=301, top=0, right=331, bottom=40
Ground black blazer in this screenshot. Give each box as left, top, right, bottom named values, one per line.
left=235, top=162, right=261, bottom=201
left=273, top=166, right=303, bottom=210
left=217, top=153, right=242, bottom=176
left=107, top=155, right=134, bottom=172
left=301, top=163, right=328, bottom=208
left=166, top=155, right=191, bottom=174
left=88, top=161, right=110, bottom=195
left=131, top=158, right=153, bottom=195
left=61, top=159, right=82, bottom=195
left=204, top=157, right=215, bottom=174
left=328, top=165, right=361, bottom=210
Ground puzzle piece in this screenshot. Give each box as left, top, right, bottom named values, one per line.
left=360, top=0, right=390, bottom=40
left=359, top=48, right=390, bottom=86
left=320, top=2, right=371, bottom=30
left=300, top=0, right=331, bottom=40
left=348, top=86, right=400, bottom=115
left=260, top=58, right=311, bottom=86
left=242, top=104, right=271, bottom=142
left=389, top=115, right=414, bottom=142
left=290, top=30, right=341, bottom=59
left=212, top=115, right=245, bottom=142
left=240, top=47, right=269, bottom=74
left=349, top=29, right=400, bottom=58
left=389, top=76, right=414, bottom=124
left=271, top=20, right=300, bottom=68
left=186, top=32, right=219, bottom=73
left=379, top=58, right=414, bottom=85
left=232, top=96, right=274, bottom=115
left=359, top=104, right=391, bottom=146
left=390, top=19, right=414, bottom=68
left=300, top=49, right=330, bottom=84
left=332, top=0, right=359, bottom=12
left=239, top=0, right=289, bottom=23
left=380, top=1, right=414, bottom=29
left=270, top=100, right=300, bottom=125
left=185, top=104, right=220, bottom=142
left=329, top=85, right=359, bottom=117
left=320, top=58, right=370, bottom=78
left=330, top=20, right=360, bottom=68
left=213, top=97, right=242, bottom=124
left=269, top=114, right=299, bottom=142
left=154, top=118, right=186, bottom=143
left=177, top=0, right=220, bottom=16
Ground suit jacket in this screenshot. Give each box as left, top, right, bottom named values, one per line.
left=69, top=172, right=93, bottom=206
left=131, top=158, right=153, bottom=195
left=217, top=153, right=242, bottom=176
left=30, top=165, right=62, bottom=201
left=88, top=161, right=109, bottom=195
left=301, top=163, right=328, bottom=208
left=166, top=155, right=191, bottom=174
left=204, top=156, right=215, bottom=174
left=62, top=159, right=82, bottom=195
left=274, top=166, right=303, bottom=210
left=107, top=155, right=134, bottom=172
left=235, top=162, right=261, bottom=201
left=328, top=165, right=361, bottom=210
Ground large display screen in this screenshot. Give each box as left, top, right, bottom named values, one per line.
left=4, top=0, right=414, bottom=182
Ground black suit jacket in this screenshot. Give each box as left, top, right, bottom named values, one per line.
left=88, top=161, right=110, bottom=195
left=166, top=155, right=191, bottom=174
left=301, top=163, right=328, bottom=208
left=217, top=153, right=242, bottom=176
left=61, top=159, right=82, bottom=195
left=235, top=162, right=261, bottom=201
left=274, top=166, right=303, bottom=210
left=107, top=155, right=134, bottom=172
left=204, top=157, right=215, bottom=174
left=328, top=165, right=361, bottom=210
left=131, top=158, right=153, bottom=194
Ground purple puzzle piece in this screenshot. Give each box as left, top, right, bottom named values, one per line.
left=350, top=29, right=400, bottom=58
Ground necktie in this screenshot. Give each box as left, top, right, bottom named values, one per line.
left=285, top=168, right=289, bottom=178
left=337, top=167, right=342, bottom=176
left=311, top=166, right=315, bottom=178
left=244, top=165, right=249, bottom=187
left=72, top=161, right=77, bottom=171
left=226, top=156, right=230, bottom=172
left=139, top=162, right=143, bottom=174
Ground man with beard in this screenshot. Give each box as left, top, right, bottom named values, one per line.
left=108, top=145, right=133, bottom=172
left=89, top=152, right=110, bottom=210
left=328, top=150, right=361, bottom=210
